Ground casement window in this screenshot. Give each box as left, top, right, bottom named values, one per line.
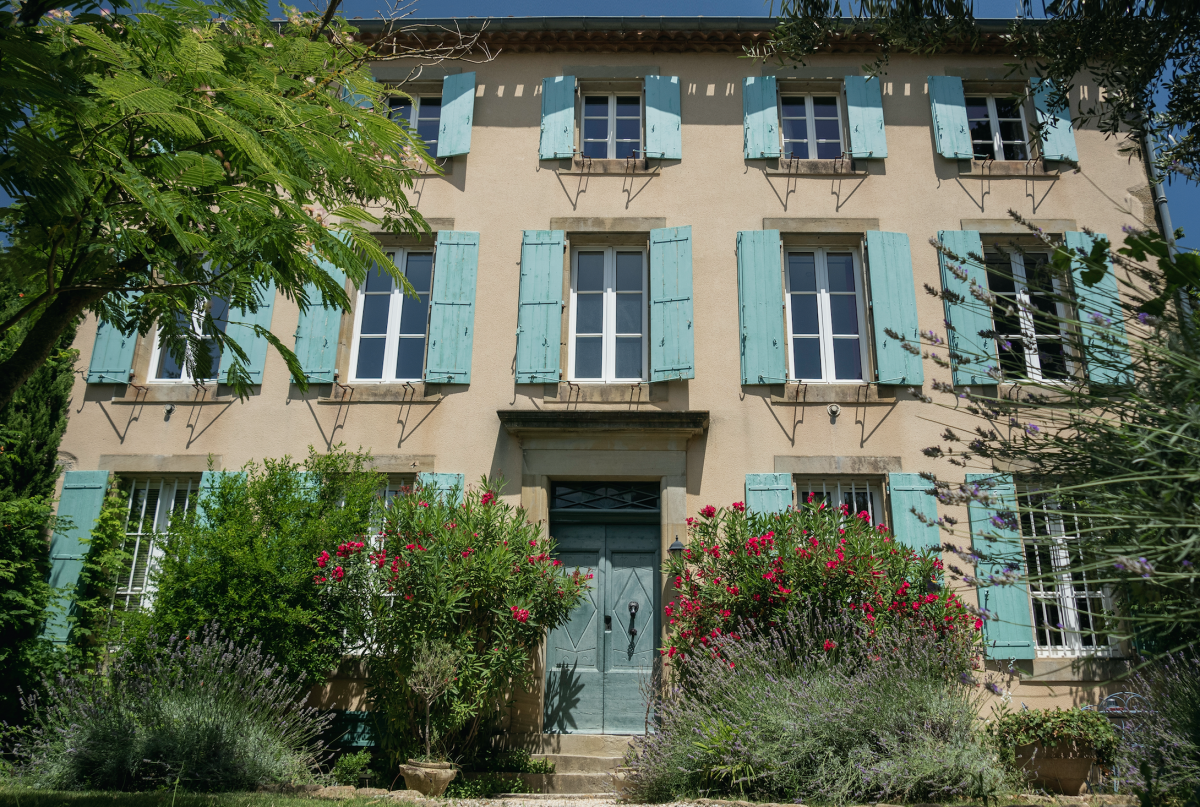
left=149, top=297, right=230, bottom=383
left=779, top=95, right=845, bottom=160
left=1020, top=491, right=1115, bottom=657
left=569, top=247, right=649, bottom=382
left=795, top=477, right=883, bottom=523
left=784, top=249, right=869, bottom=383
left=581, top=94, right=643, bottom=159
left=390, top=96, right=442, bottom=154
left=115, top=477, right=198, bottom=612
left=966, top=96, right=1030, bottom=161
left=985, top=250, right=1075, bottom=382
left=350, top=251, right=433, bottom=383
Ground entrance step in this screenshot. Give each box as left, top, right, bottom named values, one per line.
left=514, top=772, right=615, bottom=795
left=532, top=754, right=624, bottom=773
left=501, top=733, right=635, bottom=757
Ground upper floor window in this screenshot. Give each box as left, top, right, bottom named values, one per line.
left=985, top=250, right=1075, bottom=382
left=569, top=247, right=648, bottom=382
left=115, top=476, right=198, bottom=612
left=150, top=297, right=229, bottom=383
left=390, top=96, right=442, bottom=154
left=966, top=96, right=1029, bottom=161
left=780, top=95, right=844, bottom=160
left=785, top=249, right=869, bottom=383
left=581, top=94, right=642, bottom=159
left=350, top=250, right=433, bottom=383
left=796, top=477, right=882, bottom=522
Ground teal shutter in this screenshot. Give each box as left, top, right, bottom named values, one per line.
left=938, top=230, right=995, bottom=386
left=539, top=76, right=576, bottom=159
left=844, top=76, right=887, bottom=159
left=887, top=473, right=940, bottom=554
left=417, top=472, right=465, bottom=505
left=745, top=473, right=792, bottom=514
left=43, top=470, right=109, bottom=642
left=1030, top=77, right=1078, bottom=162
left=928, top=76, right=973, bottom=159
left=437, top=72, right=475, bottom=158
left=87, top=320, right=138, bottom=383
left=515, top=230, right=564, bottom=383
left=966, top=472, right=1036, bottom=660
left=644, top=75, right=682, bottom=160
left=743, top=76, right=780, bottom=159
left=865, top=231, right=923, bottom=385
left=425, top=231, right=479, bottom=384
left=219, top=281, right=276, bottom=385
left=294, top=253, right=346, bottom=384
left=330, top=711, right=376, bottom=748
left=649, top=226, right=695, bottom=382
left=1065, top=231, right=1131, bottom=384
left=736, top=230, right=786, bottom=385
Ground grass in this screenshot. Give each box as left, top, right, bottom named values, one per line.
left=0, top=787, right=421, bottom=806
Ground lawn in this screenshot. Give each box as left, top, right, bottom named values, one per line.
left=0, top=789, right=417, bottom=807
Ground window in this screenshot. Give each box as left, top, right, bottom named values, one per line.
left=1021, top=491, right=1114, bottom=656
left=390, top=96, right=442, bottom=154
left=784, top=249, right=869, bottom=383
left=149, top=297, right=229, bottom=383
left=115, top=477, right=198, bottom=611
left=569, top=247, right=648, bottom=382
left=795, top=477, right=882, bottom=522
left=985, top=250, right=1075, bottom=381
left=581, top=95, right=642, bottom=159
left=966, top=96, right=1029, bottom=161
left=780, top=95, right=844, bottom=159
left=350, top=250, right=433, bottom=383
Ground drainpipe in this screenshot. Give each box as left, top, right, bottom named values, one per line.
left=1143, top=131, right=1195, bottom=328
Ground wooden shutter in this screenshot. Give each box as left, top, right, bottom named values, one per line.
left=928, top=76, right=973, bottom=159
left=515, top=230, right=564, bottom=384
left=844, top=76, right=888, bottom=159
left=887, top=473, right=940, bottom=553
left=938, top=230, right=995, bottom=386
left=966, top=472, right=1036, bottom=660
left=1065, top=231, right=1131, bottom=385
left=425, top=231, right=479, bottom=385
left=87, top=319, right=138, bottom=383
left=745, top=473, right=792, bottom=514
left=43, top=470, right=109, bottom=642
left=1031, top=77, right=1078, bottom=162
left=865, top=231, right=923, bottom=385
left=743, top=76, right=781, bottom=159
left=417, top=472, right=465, bottom=505
left=437, top=72, right=476, bottom=158
left=539, top=76, right=576, bottom=160
left=645, top=75, right=682, bottom=160
left=736, top=230, right=786, bottom=385
left=294, top=253, right=346, bottom=384
left=218, top=281, right=276, bottom=385
left=649, top=226, right=695, bottom=382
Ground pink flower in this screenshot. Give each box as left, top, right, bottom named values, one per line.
left=700, top=505, right=716, bottom=518
left=823, top=639, right=837, bottom=652
left=316, top=550, right=330, bottom=568
left=418, top=501, right=429, bottom=508
left=731, top=501, right=746, bottom=513
left=857, top=510, right=871, bottom=521
left=510, top=606, right=530, bottom=623
left=446, top=522, right=457, bottom=530
left=481, top=491, right=496, bottom=505
left=461, top=548, right=474, bottom=558
left=332, top=566, right=344, bottom=581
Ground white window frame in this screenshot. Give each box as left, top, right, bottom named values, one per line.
left=783, top=247, right=870, bottom=384
left=389, top=94, right=442, bottom=153
left=986, top=250, right=1077, bottom=383
left=966, top=95, right=1030, bottom=162
left=580, top=93, right=644, bottom=160
left=148, top=298, right=228, bottom=384
left=348, top=248, right=434, bottom=384
left=114, top=476, right=199, bottom=612
left=778, top=93, right=845, bottom=160
left=794, top=477, right=883, bottom=523
left=567, top=246, right=649, bottom=383
left=1020, top=490, right=1117, bottom=658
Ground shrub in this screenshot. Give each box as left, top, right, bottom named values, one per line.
left=13, top=623, right=328, bottom=792
left=331, top=750, right=372, bottom=786
left=666, top=498, right=981, bottom=666
left=1123, top=648, right=1200, bottom=806
left=628, top=605, right=1016, bottom=805
left=987, top=706, right=1120, bottom=768
left=317, top=476, right=589, bottom=767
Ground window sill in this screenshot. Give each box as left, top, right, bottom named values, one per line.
left=763, top=158, right=867, bottom=176
left=956, top=159, right=1061, bottom=178
left=552, top=157, right=658, bottom=175
left=543, top=381, right=668, bottom=404
left=110, top=383, right=247, bottom=404
left=317, top=383, right=444, bottom=404
left=770, top=383, right=898, bottom=404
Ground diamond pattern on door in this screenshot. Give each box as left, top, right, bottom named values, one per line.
left=545, top=544, right=604, bottom=734
left=609, top=552, right=657, bottom=669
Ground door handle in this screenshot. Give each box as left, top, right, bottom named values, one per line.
left=604, top=614, right=612, bottom=632
left=628, top=601, right=639, bottom=636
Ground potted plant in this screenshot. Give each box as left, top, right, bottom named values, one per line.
left=988, top=706, right=1120, bottom=795
left=397, top=641, right=462, bottom=797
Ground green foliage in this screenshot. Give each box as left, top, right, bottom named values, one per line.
left=462, top=746, right=554, bottom=774
left=318, top=477, right=589, bottom=767
left=444, top=772, right=527, bottom=799
left=330, top=750, right=372, bottom=786
left=988, top=706, right=1121, bottom=767
left=141, top=447, right=384, bottom=685
left=69, top=480, right=132, bottom=670
left=1125, top=649, right=1200, bottom=807
left=0, top=790, right=423, bottom=807
left=408, top=640, right=462, bottom=760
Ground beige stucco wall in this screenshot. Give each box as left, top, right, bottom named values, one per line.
left=56, top=47, right=1153, bottom=725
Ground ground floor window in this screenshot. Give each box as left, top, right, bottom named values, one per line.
left=115, top=477, right=199, bottom=611
left=794, top=477, right=883, bottom=523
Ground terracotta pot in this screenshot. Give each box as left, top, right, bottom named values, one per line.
left=611, top=766, right=637, bottom=800
left=1015, top=741, right=1096, bottom=796
left=398, top=759, right=458, bottom=797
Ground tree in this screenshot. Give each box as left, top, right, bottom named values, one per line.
left=0, top=0, right=432, bottom=408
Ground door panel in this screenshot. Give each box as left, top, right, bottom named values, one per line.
left=603, top=549, right=658, bottom=733
left=544, top=528, right=604, bottom=733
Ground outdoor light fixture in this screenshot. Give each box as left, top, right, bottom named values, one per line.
left=668, top=535, right=685, bottom=558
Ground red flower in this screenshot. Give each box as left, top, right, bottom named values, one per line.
left=332, top=566, right=344, bottom=581
left=481, top=491, right=496, bottom=505
left=510, top=606, right=530, bottom=623
left=700, top=505, right=716, bottom=518
left=731, top=501, right=746, bottom=513
left=823, top=639, right=837, bottom=652
left=461, top=548, right=474, bottom=558
left=316, top=550, right=330, bottom=568
left=974, top=618, right=983, bottom=631
left=418, top=501, right=429, bottom=508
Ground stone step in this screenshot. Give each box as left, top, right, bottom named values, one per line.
left=515, top=772, right=615, bottom=795
left=499, top=733, right=636, bottom=757
left=532, top=754, right=624, bottom=773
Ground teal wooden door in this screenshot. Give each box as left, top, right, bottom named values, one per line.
left=544, top=523, right=659, bottom=734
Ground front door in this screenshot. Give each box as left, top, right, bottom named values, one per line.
left=544, top=523, right=659, bottom=734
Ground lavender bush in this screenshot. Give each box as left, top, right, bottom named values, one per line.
left=1123, top=648, right=1200, bottom=806
left=12, top=623, right=329, bottom=791
left=627, top=605, right=1017, bottom=804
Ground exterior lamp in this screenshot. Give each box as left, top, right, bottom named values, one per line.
left=668, top=535, right=685, bottom=559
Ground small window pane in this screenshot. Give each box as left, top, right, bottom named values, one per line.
left=399, top=294, right=429, bottom=335
left=360, top=296, right=390, bottom=335
left=395, top=337, right=425, bottom=380
left=157, top=346, right=184, bottom=380
left=365, top=263, right=393, bottom=292
left=1037, top=341, right=1070, bottom=379
left=583, top=118, right=608, bottom=140
left=780, top=97, right=806, bottom=116
left=833, top=340, right=862, bottom=380
left=615, top=97, right=640, bottom=117
left=998, top=339, right=1027, bottom=378
left=998, top=121, right=1025, bottom=142
left=788, top=254, right=817, bottom=291
left=193, top=341, right=221, bottom=380
left=828, top=296, right=860, bottom=336
left=615, top=140, right=638, bottom=159
left=404, top=253, right=433, bottom=292
left=1003, top=142, right=1028, bottom=161
left=356, top=338, right=385, bottom=378
left=616, top=294, right=642, bottom=333
left=616, top=254, right=642, bottom=290
left=615, top=337, right=642, bottom=378
left=812, top=96, right=838, bottom=114
left=816, top=141, right=841, bottom=159
left=793, top=338, right=822, bottom=379
left=814, top=119, right=841, bottom=142
left=781, top=117, right=808, bottom=143
left=615, top=118, right=640, bottom=141
left=826, top=255, right=856, bottom=292
left=417, top=119, right=439, bottom=144
left=582, top=140, right=607, bottom=159
left=389, top=99, right=412, bottom=125
left=965, top=97, right=991, bottom=118
left=790, top=295, right=819, bottom=336
left=577, top=295, right=603, bottom=334
left=584, top=95, right=608, bottom=109
left=575, top=336, right=602, bottom=378
left=994, top=98, right=1021, bottom=118
left=577, top=255, right=604, bottom=291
